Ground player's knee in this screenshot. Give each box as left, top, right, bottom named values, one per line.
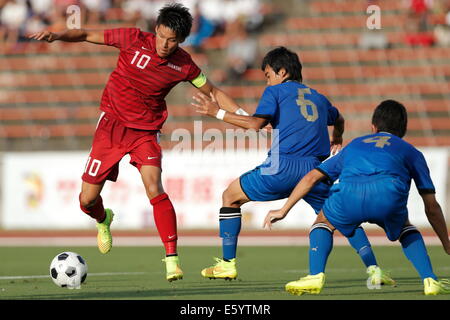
left=398, top=224, right=420, bottom=242
left=222, top=189, right=239, bottom=207
left=145, top=183, right=164, bottom=200
left=222, top=190, right=231, bottom=206
left=313, top=211, right=330, bottom=225
left=310, top=222, right=335, bottom=234
left=79, top=192, right=98, bottom=209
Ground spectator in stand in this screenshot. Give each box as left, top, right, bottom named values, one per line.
left=198, top=0, right=228, bottom=32
left=409, top=0, right=433, bottom=31
left=121, top=0, right=166, bottom=30
left=0, top=0, right=28, bottom=52
left=81, top=0, right=111, bottom=25
left=29, top=0, right=53, bottom=22
left=223, top=17, right=258, bottom=83
left=19, top=0, right=52, bottom=40
left=434, top=0, right=450, bottom=46
left=225, top=0, right=264, bottom=32
left=405, top=0, right=435, bottom=46
left=183, top=2, right=216, bottom=52
left=199, top=0, right=265, bottom=34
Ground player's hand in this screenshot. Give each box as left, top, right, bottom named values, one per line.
left=192, top=92, right=220, bottom=118
left=28, top=30, right=59, bottom=42
left=330, top=135, right=343, bottom=155
left=263, top=209, right=288, bottom=230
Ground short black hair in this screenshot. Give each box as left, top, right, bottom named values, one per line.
left=372, top=100, right=408, bottom=138
left=261, top=47, right=303, bottom=82
left=156, top=3, right=193, bottom=42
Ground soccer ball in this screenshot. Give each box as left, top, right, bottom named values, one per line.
left=50, top=252, right=88, bottom=289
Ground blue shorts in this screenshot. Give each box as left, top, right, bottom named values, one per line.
left=323, top=176, right=409, bottom=241
left=239, top=156, right=330, bottom=213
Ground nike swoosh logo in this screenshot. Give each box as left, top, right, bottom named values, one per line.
left=142, top=46, right=150, bottom=50
left=168, top=235, right=176, bottom=239
left=147, top=156, right=158, bottom=160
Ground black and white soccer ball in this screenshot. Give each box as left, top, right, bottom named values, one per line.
left=50, top=252, right=88, bottom=289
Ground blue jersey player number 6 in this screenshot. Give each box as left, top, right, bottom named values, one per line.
left=297, top=88, right=319, bottom=122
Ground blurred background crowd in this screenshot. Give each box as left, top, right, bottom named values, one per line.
left=0, top=0, right=279, bottom=82
left=1, top=0, right=450, bottom=49
left=1, top=0, right=450, bottom=80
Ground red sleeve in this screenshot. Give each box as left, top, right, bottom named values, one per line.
left=185, top=58, right=202, bottom=82
left=104, top=28, right=140, bottom=50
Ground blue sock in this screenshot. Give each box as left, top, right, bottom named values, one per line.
left=219, top=207, right=242, bottom=261
left=346, top=226, right=378, bottom=268
left=309, top=224, right=333, bottom=275
left=399, top=227, right=437, bottom=280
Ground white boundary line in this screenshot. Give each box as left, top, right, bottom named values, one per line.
left=0, top=272, right=147, bottom=281
left=3, top=266, right=450, bottom=282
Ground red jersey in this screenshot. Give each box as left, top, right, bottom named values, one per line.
left=101, top=28, right=202, bottom=130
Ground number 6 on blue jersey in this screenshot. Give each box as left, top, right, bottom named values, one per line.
left=297, top=88, right=319, bottom=122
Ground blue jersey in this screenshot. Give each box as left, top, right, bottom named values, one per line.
left=318, top=132, right=435, bottom=194
left=253, top=81, right=340, bottom=159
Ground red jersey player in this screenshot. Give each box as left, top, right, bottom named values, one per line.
left=29, top=3, right=247, bottom=282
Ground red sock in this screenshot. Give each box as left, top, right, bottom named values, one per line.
left=79, top=194, right=106, bottom=223
left=150, top=193, right=178, bottom=255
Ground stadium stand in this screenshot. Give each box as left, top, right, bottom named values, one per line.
left=0, top=0, right=449, bottom=152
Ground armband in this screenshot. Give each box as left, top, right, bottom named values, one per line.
left=190, top=72, right=207, bottom=88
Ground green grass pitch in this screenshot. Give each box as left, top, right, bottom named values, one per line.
left=0, top=246, right=449, bottom=300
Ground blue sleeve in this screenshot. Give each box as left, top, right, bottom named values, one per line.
left=317, top=93, right=340, bottom=125
left=408, top=149, right=435, bottom=194
left=317, top=151, right=344, bottom=183
left=327, top=106, right=340, bottom=126
left=324, top=96, right=340, bottom=126
left=253, top=86, right=278, bottom=120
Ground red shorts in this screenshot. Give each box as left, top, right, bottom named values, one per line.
left=82, top=112, right=162, bottom=185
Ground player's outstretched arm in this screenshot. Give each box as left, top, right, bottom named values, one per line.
left=263, top=169, right=325, bottom=229
left=28, top=29, right=105, bottom=44
left=196, top=80, right=249, bottom=115
left=421, top=193, right=450, bottom=254
left=330, top=114, right=345, bottom=155
left=192, top=92, right=268, bottom=130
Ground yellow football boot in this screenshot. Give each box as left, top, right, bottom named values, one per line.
left=201, top=258, right=237, bottom=280
left=424, top=278, right=450, bottom=295
left=285, top=273, right=326, bottom=295
left=163, top=255, right=184, bottom=282
left=96, top=209, right=114, bottom=254
left=367, top=265, right=396, bottom=287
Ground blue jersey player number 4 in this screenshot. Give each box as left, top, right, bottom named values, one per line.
left=264, top=100, right=450, bottom=296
